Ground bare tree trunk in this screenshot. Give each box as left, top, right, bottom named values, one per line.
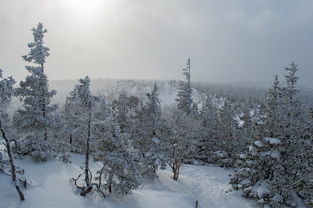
left=172, top=159, right=180, bottom=181
left=69, top=133, right=72, bottom=145
left=0, top=119, right=25, bottom=201
left=82, top=101, right=92, bottom=195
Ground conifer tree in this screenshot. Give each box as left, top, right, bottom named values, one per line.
left=13, top=23, right=58, bottom=160
left=262, top=74, right=283, bottom=138
left=282, top=62, right=302, bottom=139
left=196, top=98, right=219, bottom=162
left=176, top=58, right=193, bottom=115
left=70, top=76, right=95, bottom=196
left=131, top=83, right=165, bottom=180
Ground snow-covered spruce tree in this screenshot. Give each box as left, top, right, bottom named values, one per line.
left=196, top=98, right=219, bottom=163
left=131, top=83, right=166, bottom=180
left=163, top=106, right=201, bottom=181
left=0, top=69, right=25, bottom=200
left=93, top=114, right=142, bottom=196
left=215, top=99, right=240, bottom=167
left=13, top=23, right=58, bottom=161
left=176, top=58, right=193, bottom=115
left=278, top=63, right=312, bottom=206
left=262, top=74, right=283, bottom=138
left=63, top=77, right=100, bottom=153
left=63, top=84, right=84, bottom=152
left=281, top=62, right=303, bottom=139
left=296, top=108, right=313, bottom=206
left=230, top=137, right=288, bottom=207
left=70, top=76, right=96, bottom=196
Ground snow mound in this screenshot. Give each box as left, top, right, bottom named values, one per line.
left=254, top=140, right=264, bottom=148
left=264, top=138, right=281, bottom=145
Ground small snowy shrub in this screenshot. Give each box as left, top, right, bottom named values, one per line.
left=19, top=136, right=55, bottom=161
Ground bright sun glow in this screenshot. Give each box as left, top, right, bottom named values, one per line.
left=60, top=0, right=112, bottom=21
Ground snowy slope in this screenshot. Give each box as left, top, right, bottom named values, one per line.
left=0, top=154, right=255, bottom=208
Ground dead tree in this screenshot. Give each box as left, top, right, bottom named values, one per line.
left=0, top=119, right=25, bottom=201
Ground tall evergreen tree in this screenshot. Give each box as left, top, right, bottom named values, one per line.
left=13, top=23, right=58, bottom=160
left=262, top=74, right=283, bottom=138
left=64, top=76, right=93, bottom=152
left=196, top=98, right=219, bottom=162
left=70, top=76, right=95, bottom=196
left=176, top=58, right=193, bottom=115
left=282, top=62, right=302, bottom=139
left=14, top=23, right=57, bottom=141
left=132, top=83, right=165, bottom=180
left=146, top=83, right=162, bottom=136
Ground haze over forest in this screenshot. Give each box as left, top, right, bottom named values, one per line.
left=1, top=0, right=313, bottom=87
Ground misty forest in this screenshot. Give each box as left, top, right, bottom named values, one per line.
left=1, top=2, right=313, bottom=208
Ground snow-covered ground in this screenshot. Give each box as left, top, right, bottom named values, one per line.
left=0, top=154, right=255, bottom=208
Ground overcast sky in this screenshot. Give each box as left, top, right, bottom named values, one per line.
left=0, top=0, right=313, bottom=87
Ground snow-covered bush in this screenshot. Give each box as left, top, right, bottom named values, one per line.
left=230, top=137, right=298, bottom=207
left=94, top=119, right=142, bottom=195
left=18, top=135, right=65, bottom=161
left=206, top=151, right=236, bottom=168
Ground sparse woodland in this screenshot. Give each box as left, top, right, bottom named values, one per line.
left=1, top=23, right=313, bottom=208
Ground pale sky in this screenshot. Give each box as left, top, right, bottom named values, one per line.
left=0, top=0, right=313, bottom=87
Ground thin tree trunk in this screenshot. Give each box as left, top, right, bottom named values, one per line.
left=83, top=100, right=92, bottom=194
left=69, top=133, right=72, bottom=145
left=108, top=183, right=112, bottom=193
left=172, top=159, right=180, bottom=181
left=0, top=119, right=25, bottom=201
left=40, top=63, right=48, bottom=141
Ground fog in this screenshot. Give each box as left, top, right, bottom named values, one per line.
left=0, top=0, right=313, bottom=87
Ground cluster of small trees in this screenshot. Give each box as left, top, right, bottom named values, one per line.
left=230, top=63, right=313, bottom=207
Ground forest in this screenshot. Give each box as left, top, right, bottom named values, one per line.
left=0, top=23, right=313, bottom=208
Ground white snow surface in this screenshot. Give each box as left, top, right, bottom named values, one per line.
left=0, top=154, right=255, bottom=208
